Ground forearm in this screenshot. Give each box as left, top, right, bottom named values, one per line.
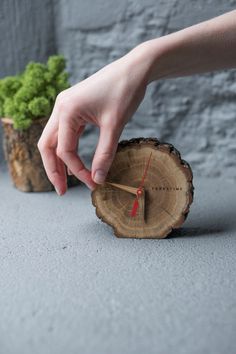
left=130, top=10, right=236, bottom=83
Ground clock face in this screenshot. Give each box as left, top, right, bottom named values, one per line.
left=92, top=138, right=194, bottom=239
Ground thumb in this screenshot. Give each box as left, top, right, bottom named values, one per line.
left=91, top=125, right=121, bottom=184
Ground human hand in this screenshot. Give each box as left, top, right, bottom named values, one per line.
left=38, top=9, right=236, bottom=196
left=37, top=46, right=151, bottom=195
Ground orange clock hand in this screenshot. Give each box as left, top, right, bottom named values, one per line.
left=130, top=152, right=152, bottom=218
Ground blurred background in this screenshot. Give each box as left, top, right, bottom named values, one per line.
left=0, top=0, right=236, bottom=179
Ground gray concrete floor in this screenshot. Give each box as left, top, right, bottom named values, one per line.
left=0, top=170, right=236, bottom=354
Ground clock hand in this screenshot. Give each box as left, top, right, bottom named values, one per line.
left=138, top=151, right=153, bottom=189
left=130, top=188, right=143, bottom=217
left=130, top=151, right=152, bottom=218
left=105, top=182, right=137, bottom=195
left=130, top=198, right=139, bottom=217
left=130, top=188, right=146, bottom=219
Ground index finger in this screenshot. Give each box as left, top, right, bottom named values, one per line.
left=37, top=108, right=67, bottom=195
left=56, top=114, right=96, bottom=190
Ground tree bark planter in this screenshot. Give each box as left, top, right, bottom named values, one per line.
left=1, top=117, right=79, bottom=192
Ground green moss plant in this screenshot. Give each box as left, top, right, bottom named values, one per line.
left=0, top=55, right=70, bottom=130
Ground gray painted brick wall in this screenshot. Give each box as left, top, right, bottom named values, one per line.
left=1, top=0, right=236, bottom=180
left=0, top=0, right=56, bottom=167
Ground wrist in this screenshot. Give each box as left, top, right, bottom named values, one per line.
left=126, top=38, right=171, bottom=85
left=121, top=42, right=152, bottom=89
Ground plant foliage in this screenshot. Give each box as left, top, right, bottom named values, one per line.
left=0, top=55, right=70, bottom=129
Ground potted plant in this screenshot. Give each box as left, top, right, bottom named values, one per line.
left=0, top=55, right=78, bottom=192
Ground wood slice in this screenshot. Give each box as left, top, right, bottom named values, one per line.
left=92, top=137, right=194, bottom=239
left=1, top=117, right=79, bottom=192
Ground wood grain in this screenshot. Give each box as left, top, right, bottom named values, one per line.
left=92, top=137, right=194, bottom=239
left=1, top=117, right=79, bottom=192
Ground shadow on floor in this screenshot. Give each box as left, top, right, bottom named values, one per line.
left=169, top=211, right=236, bottom=239
left=168, top=226, right=225, bottom=238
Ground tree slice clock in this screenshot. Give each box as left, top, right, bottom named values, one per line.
left=91, top=138, right=194, bottom=239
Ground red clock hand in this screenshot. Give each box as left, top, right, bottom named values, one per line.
left=130, top=198, right=139, bottom=217
left=130, top=189, right=143, bottom=217
left=138, top=151, right=153, bottom=189
left=130, top=152, right=152, bottom=217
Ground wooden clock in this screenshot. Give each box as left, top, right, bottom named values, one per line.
left=91, top=138, right=194, bottom=239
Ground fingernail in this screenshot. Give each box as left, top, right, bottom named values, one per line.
left=94, top=169, right=106, bottom=184
left=86, top=183, right=94, bottom=191
left=67, top=168, right=73, bottom=176
left=55, top=186, right=62, bottom=196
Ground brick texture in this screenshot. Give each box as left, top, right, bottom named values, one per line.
left=1, top=0, right=236, bottom=179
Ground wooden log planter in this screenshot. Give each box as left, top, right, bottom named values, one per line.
left=1, top=117, right=79, bottom=192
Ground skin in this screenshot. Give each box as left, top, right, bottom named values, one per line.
left=37, top=10, right=236, bottom=195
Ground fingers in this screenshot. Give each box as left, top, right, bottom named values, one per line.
left=37, top=107, right=67, bottom=195
left=67, top=168, right=73, bottom=176
left=91, top=123, right=122, bottom=184
left=57, top=115, right=96, bottom=190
